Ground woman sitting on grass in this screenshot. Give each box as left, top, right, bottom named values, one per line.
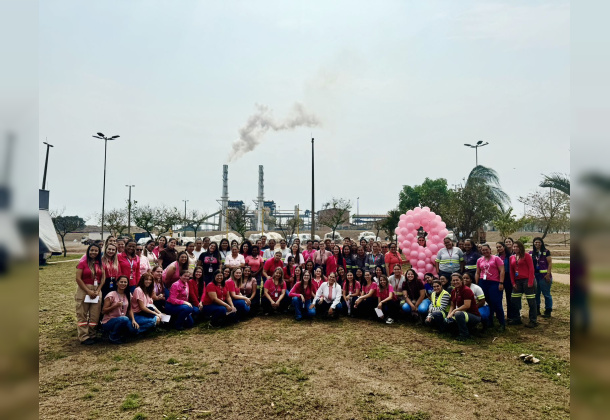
left=241, top=266, right=259, bottom=315
left=289, top=270, right=317, bottom=321
left=424, top=279, right=451, bottom=330
left=262, top=267, right=288, bottom=315
left=162, top=251, right=190, bottom=291
left=130, top=272, right=165, bottom=333
left=226, top=267, right=251, bottom=320
left=101, top=275, right=138, bottom=344
left=165, top=270, right=199, bottom=330
left=342, top=271, right=360, bottom=316
left=353, top=271, right=378, bottom=319
left=400, top=269, right=428, bottom=323
left=151, top=265, right=166, bottom=311
left=310, top=272, right=342, bottom=319
left=376, top=274, right=398, bottom=325
left=446, top=273, right=481, bottom=341
left=200, top=269, right=237, bottom=327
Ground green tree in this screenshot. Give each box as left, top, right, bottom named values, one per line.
left=519, top=189, right=570, bottom=239
left=465, top=165, right=510, bottom=211
left=318, top=198, right=352, bottom=241
left=51, top=213, right=86, bottom=257
left=380, top=209, right=401, bottom=241
left=493, top=207, right=529, bottom=241
left=155, top=207, right=181, bottom=236
left=540, top=173, right=570, bottom=195
left=228, top=206, right=251, bottom=239
left=276, top=216, right=304, bottom=240
left=183, top=209, right=209, bottom=238
left=398, top=178, right=450, bottom=215
left=132, top=205, right=158, bottom=238
left=99, top=209, right=128, bottom=237
left=441, top=180, right=500, bottom=241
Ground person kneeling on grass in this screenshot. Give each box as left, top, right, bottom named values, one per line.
left=424, top=279, right=451, bottom=330
left=262, top=267, right=289, bottom=315
left=225, top=267, right=252, bottom=320
left=101, top=276, right=138, bottom=344
left=310, top=272, right=342, bottom=319
left=445, top=273, right=481, bottom=341
left=342, top=271, right=360, bottom=316
left=354, top=271, right=378, bottom=319
left=200, top=269, right=237, bottom=327
left=130, top=273, right=166, bottom=334
left=165, top=270, right=199, bottom=330
left=462, top=272, right=489, bottom=327
left=290, top=270, right=317, bottom=321
left=400, top=269, right=428, bottom=323
left=376, top=274, right=399, bottom=325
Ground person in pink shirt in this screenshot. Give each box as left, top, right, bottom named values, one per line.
left=262, top=267, right=288, bottom=315
left=136, top=244, right=150, bottom=274
left=312, top=267, right=327, bottom=290
left=263, top=251, right=284, bottom=281
left=342, top=271, right=360, bottom=316
left=165, top=270, right=198, bottom=330
left=200, top=269, right=237, bottom=327
left=75, top=244, right=105, bottom=345
left=283, top=256, right=297, bottom=292
left=475, top=243, right=506, bottom=330
left=377, top=274, right=398, bottom=324
left=101, top=276, right=138, bottom=344
left=302, top=240, right=316, bottom=263
left=225, top=267, right=251, bottom=320
left=101, top=243, right=119, bottom=300
left=187, top=267, right=205, bottom=320
left=326, top=245, right=345, bottom=278
left=162, top=251, right=190, bottom=290
left=289, top=269, right=317, bottom=320
left=313, top=242, right=331, bottom=272
left=118, top=240, right=140, bottom=292
left=151, top=265, right=166, bottom=311
left=130, top=272, right=164, bottom=334
left=310, top=272, right=342, bottom=318
left=245, top=245, right=264, bottom=281
left=241, top=266, right=259, bottom=314
left=152, top=236, right=167, bottom=258
left=354, top=271, right=378, bottom=319
left=509, top=241, right=537, bottom=327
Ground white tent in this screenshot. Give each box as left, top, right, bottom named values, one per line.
left=39, top=209, right=61, bottom=259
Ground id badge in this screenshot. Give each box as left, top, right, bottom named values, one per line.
left=483, top=274, right=487, bottom=280
left=515, top=271, right=519, bottom=277
left=209, top=267, right=213, bottom=273
left=275, top=291, right=279, bottom=298
left=130, top=273, right=134, bottom=280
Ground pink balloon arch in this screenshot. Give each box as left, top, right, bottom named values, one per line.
left=394, top=207, right=449, bottom=279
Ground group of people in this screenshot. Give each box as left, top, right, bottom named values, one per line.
left=73, top=233, right=553, bottom=344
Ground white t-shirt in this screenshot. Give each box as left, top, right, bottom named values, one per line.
left=193, top=249, right=204, bottom=261
left=225, top=253, right=245, bottom=268
left=468, top=283, right=487, bottom=306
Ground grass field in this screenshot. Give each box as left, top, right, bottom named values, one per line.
left=39, top=258, right=570, bottom=420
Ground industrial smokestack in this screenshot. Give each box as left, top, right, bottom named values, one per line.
left=220, top=165, right=229, bottom=231
left=257, top=165, right=264, bottom=231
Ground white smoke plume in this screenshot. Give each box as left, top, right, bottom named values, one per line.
left=227, top=102, right=320, bottom=162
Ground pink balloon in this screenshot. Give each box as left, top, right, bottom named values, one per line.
left=414, top=207, right=422, bottom=213
left=439, top=222, right=446, bottom=229
left=417, top=271, right=425, bottom=279
left=406, top=223, right=415, bottom=231
left=428, top=243, right=438, bottom=253
left=429, top=211, right=436, bottom=218
left=411, top=242, right=419, bottom=250
left=417, top=260, right=426, bottom=268
left=428, top=220, right=438, bottom=229
left=406, top=210, right=414, bottom=216
left=430, top=235, right=439, bottom=244
left=399, top=227, right=408, bottom=236
left=400, top=214, right=407, bottom=221
left=406, top=233, right=415, bottom=242
left=398, top=219, right=407, bottom=228
left=439, top=229, right=449, bottom=238
left=394, top=227, right=401, bottom=236
left=410, top=250, right=418, bottom=259
left=405, top=215, right=413, bottom=223
left=410, top=259, right=418, bottom=267
left=424, top=248, right=432, bottom=258
left=422, top=206, right=430, bottom=212
left=425, top=263, right=434, bottom=272
left=418, top=252, right=426, bottom=260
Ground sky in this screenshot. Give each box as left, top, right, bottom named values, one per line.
left=38, top=0, right=570, bottom=223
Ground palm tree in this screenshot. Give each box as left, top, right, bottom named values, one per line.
left=582, top=172, right=610, bottom=192
left=540, top=173, right=570, bottom=195
left=465, top=165, right=510, bottom=211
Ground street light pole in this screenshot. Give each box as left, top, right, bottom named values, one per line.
left=357, top=197, right=359, bottom=228
left=93, top=133, right=120, bottom=242
left=182, top=199, right=189, bottom=220
left=41, top=140, right=54, bottom=190
left=126, top=185, right=135, bottom=236
left=311, top=137, right=315, bottom=239
left=463, top=140, right=489, bottom=166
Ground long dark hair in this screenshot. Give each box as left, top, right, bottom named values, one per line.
left=299, top=270, right=311, bottom=295
left=176, top=251, right=190, bottom=272
left=86, top=244, right=102, bottom=278
left=219, top=238, right=230, bottom=252
left=116, top=275, right=132, bottom=303
left=137, top=272, right=155, bottom=297
left=378, top=274, right=389, bottom=292
left=405, top=268, right=419, bottom=281
left=333, top=245, right=344, bottom=267
left=193, top=266, right=205, bottom=297
left=531, top=237, right=547, bottom=256
left=513, top=241, right=526, bottom=258
left=207, top=241, right=221, bottom=261
left=496, top=242, right=511, bottom=258
left=212, top=269, right=226, bottom=288
left=251, top=245, right=260, bottom=258
left=239, top=240, right=252, bottom=255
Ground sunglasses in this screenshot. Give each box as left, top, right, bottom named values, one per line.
left=136, top=249, right=143, bottom=252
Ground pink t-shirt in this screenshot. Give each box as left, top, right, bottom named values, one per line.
left=264, top=278, right=286, bottom=299
left=289, top=281, right=316, bottom=300
left=77, top=259, right=103, bottom=285
left=343, top=280, right=361, bottom=295
left=225, top=279, right=239, bottom=296
left=102, top=291, right=129, bottom=323
left=131, top=287, right=153, bottom=313
left=362, top=281, right=379, bottom=297
left=377, top=285, right=395, bottom=301
left=476, top=255, right=504, bottom=282
left=312, top=277, right=325, bottom=290
left=202, top=282, right=229, bottom=305
left=302, top=249, right=316, bottom=262
left=245, top=255, right=263, bottom=273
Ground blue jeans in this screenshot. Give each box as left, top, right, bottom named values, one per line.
left=133, top=313, right=158, bottom=334
left=401, top=300, right=429, bottom=317
left=478, top=306, right=490, bottom=323
left=102, top=316, right=135, bottom=342
left=426, top=311, right=446, bottom=330
left=164, top=303, right=195, bottom=330
left=480, top=279, right=505, bottom=326
left=233, top=299, right=251, bottom=320
left=292, top=297, right=316, bottom=320
left=202, top=304, right=236, bottom=327
left=453, top=311, right=481, bottom=339
left=535, top=272, right=553, bottom=310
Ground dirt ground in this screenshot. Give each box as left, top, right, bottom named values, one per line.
left=39, top=256, right=570, bottom=420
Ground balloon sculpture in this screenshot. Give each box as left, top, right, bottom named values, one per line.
left=394, top=207, right=449, bottom=280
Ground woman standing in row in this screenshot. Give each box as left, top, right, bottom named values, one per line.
left=199, top=242, right=221, bottom=284
left=153, top=236, right=167, bottom=258
left=143, top=240, right=158, bottom=266
left=530, top=237, right=553, bottom=318
left=101, top=243, right=119, bottom=300
left=246, top=245, right=264, bottom=282
left=75, top=244, right=105, bottom=345
left=163, top=251, right=190, bottom=291
left=509, top=241, right=537, bottom=328
left=158, top=238, right=178, bottom=269
left=475, top=244, right=505, bottom=331
left=384, top=243, right=402, bottom=275
left=225, top=245, right=245, bottom=269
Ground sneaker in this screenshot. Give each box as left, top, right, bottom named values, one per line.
left=81, top=338, right=96, bottom=345
left=542, top=309, right=552, bottom=318
left=507, top=318, right=522, bottom=326
left=524, top=322, right=538, bottom=328
left=385, top=318, right=394, bottom=325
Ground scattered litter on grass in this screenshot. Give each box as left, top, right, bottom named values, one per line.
left=519, top=354, right=540, bottom=364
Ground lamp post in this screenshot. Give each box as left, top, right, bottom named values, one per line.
left=125, top=184, right=135, bottom=236
left=41, top=140, right=54, bottom=190
left=311, top=137, right=315, bottom=240
left=463, top=140, right=489, bottom=166
left=93, top=133, right=120, bottom=242
left=356, top=197, right=359, bottom=228
left=182, top=199, right=189, bottom=220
